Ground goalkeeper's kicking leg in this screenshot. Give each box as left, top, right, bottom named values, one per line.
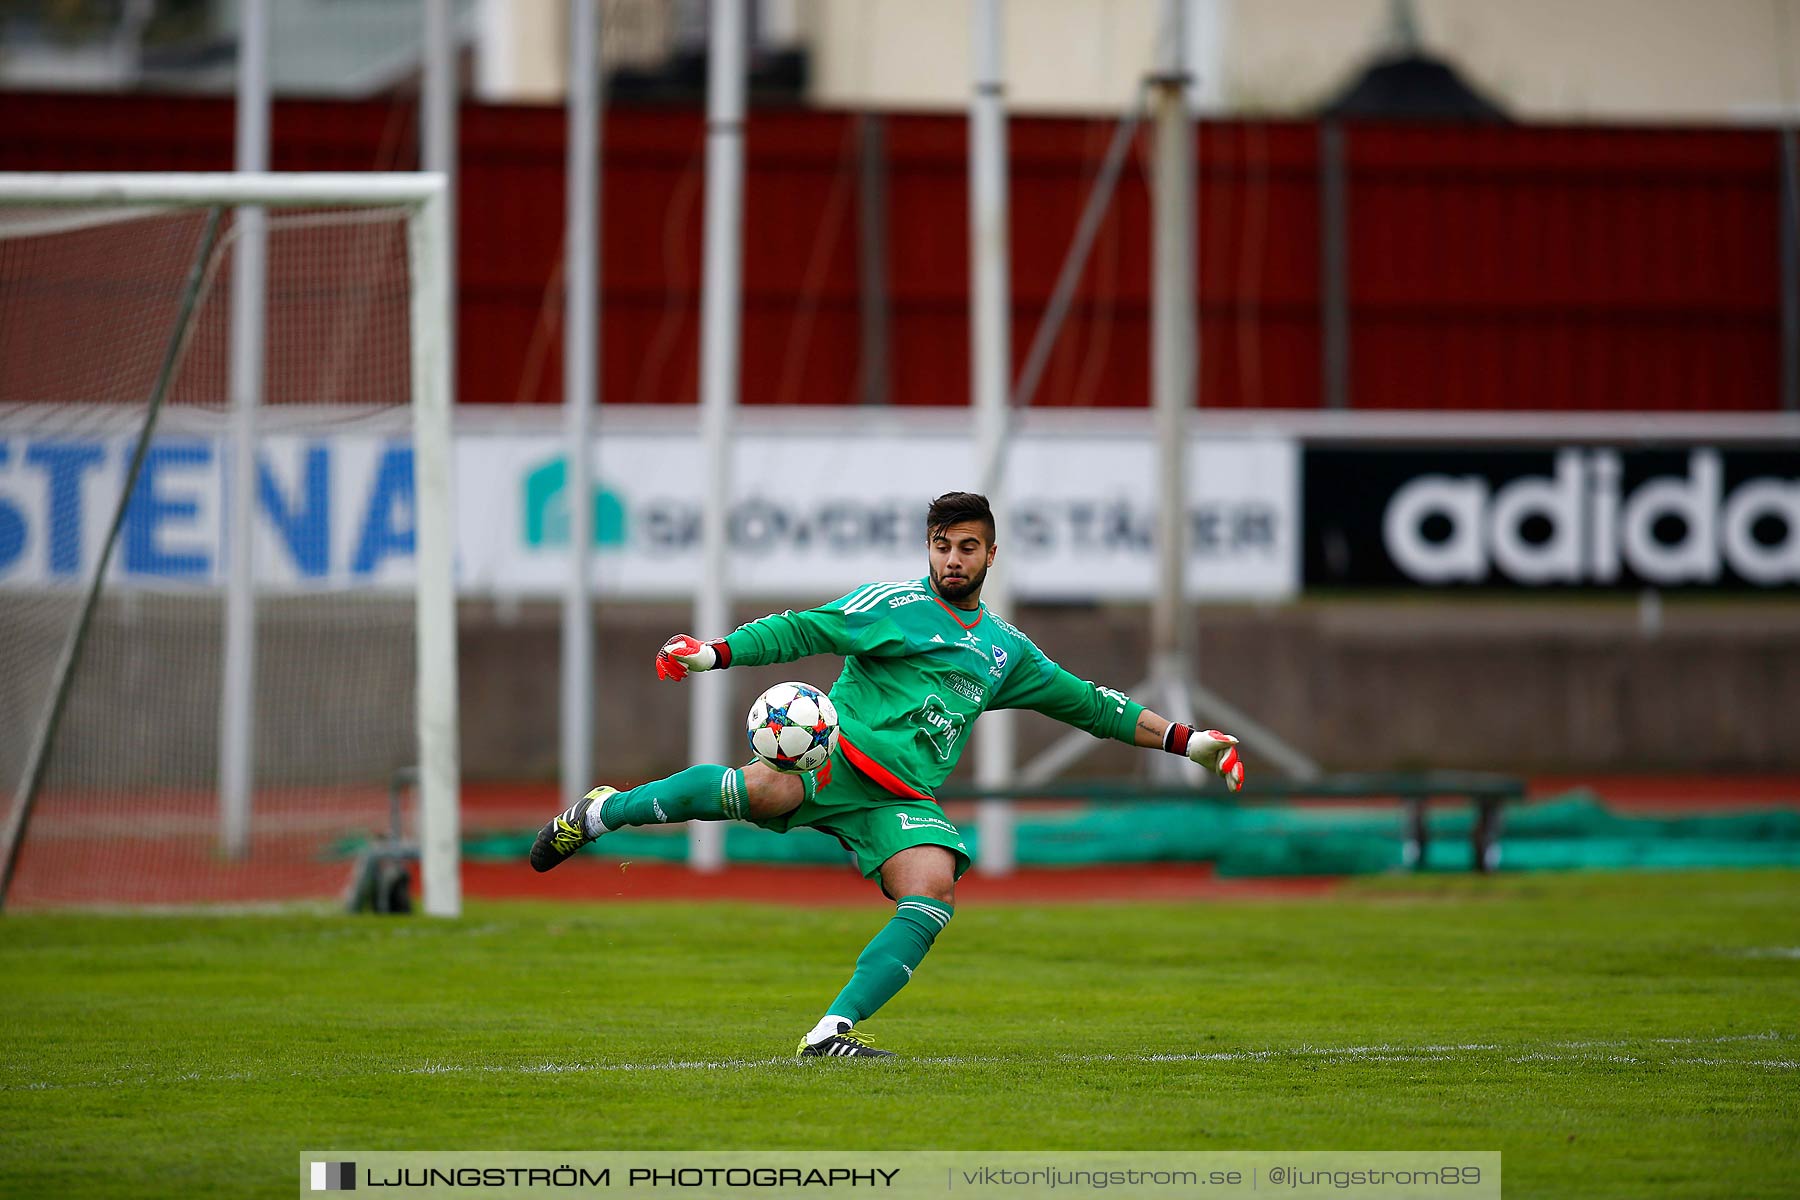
left=528, top=760, right=804, bottom=872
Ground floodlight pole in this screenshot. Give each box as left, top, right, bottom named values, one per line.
left=562, top=0, right=601, bottom=810
left=1148, top=0, right=1203, bottom=783
left=994, top=5, right=1321, bottom=791
left=690, top=0, right=747, bottom=873
left=220, top=0, right=269, bottom=858
left=423, top=0, right=457, bottom=380
left=970, top=0, right=1017, bottom=874
left=1139, top=0, right=1323, bottom=784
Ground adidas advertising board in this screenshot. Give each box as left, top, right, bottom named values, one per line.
left=1304, top=446, right=1800, bottom=590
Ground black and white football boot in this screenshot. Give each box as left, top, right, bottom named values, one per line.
left=528, top=786, right=617, bottom=873
left=797, top=1021, right=895, bottom=1058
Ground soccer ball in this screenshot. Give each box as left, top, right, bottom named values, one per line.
left=746, top=681, right=839, bottom=774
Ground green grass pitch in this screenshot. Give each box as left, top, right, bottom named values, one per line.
left=3, top=870, right=1796, bottom=1199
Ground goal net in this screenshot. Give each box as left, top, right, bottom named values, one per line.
left=0, top=175, right=459, bottom=915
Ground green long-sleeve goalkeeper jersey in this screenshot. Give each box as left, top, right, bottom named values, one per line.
left=724, top=577, right=1146, bottom=799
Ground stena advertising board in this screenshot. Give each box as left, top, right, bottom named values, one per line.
left=0, top=425, right=419, bottom=592
left=0, top=409, right=1300, bottom=602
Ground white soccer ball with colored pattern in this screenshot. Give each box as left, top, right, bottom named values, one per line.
left=747, top=681, right=839, bottom=774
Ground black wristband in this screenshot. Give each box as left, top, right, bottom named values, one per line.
left=1161, top=722, right=1193, bottom=756
left=708, top=640, right=732, bottom=669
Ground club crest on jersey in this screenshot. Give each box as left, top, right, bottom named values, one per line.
left=991, top=645, right=1008, bottom=671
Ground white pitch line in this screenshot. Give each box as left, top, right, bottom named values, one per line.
left=7, top=1033, right=1793, bottom=1091
left=1667, top=1057, right=1798, bottom=1069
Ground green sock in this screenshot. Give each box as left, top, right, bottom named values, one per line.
left=597, top=765, right=748, bottom=829
left=827, top=896, right=953, bottom=1024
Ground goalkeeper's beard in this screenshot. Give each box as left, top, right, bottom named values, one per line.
left=932, top=561, right=987, bottom=604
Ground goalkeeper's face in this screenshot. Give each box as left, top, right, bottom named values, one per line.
left=928, top=520, right=996, bottom=607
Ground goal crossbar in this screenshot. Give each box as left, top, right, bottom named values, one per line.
left=0, top=172, right=447, bottom=209
left=0, top=172, right=460, bottom=917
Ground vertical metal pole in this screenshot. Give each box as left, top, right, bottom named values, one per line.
left=1149, top=0, right=1198, bottom=780
left=1186, top=0, right=1228, bottom=112
left=1781, top=128, right=1799, bottom=412
left=969, top=0, right=1016, bottom=874
left=970, top=0, right=1010, bottom=508
left=220, top=0, right=269, bottom=859
left=562, top=0, right=600, bottom=809
left=858, top=114, right=890, bottom=407
left=422, top=0, right=465, bottom=897
left=690, top=0, right=747, bottom=873
left=472, top=0, right=511, bottom=100
left=423, top=0, right=458, bottom=385
left=1321, top=121, right=1350, bottom=410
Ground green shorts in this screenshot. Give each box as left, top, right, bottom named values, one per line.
left=749, top=743, right=972, bottom=890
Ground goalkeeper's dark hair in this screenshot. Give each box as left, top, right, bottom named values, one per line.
left=925, top=492, right=995, bottom=543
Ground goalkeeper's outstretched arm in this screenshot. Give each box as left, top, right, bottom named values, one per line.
left=992, top=652, right=1246, bottom=792
left=652, top=611, right=856, bottom=681
left=1130, top=708, right=1246, bottom=793
left=654, top=586, right=913, bottom=680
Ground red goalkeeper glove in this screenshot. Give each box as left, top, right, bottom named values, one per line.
left=1162, top=725, right=1245, bottom=792
left=654, top=634, right=731, bottom=681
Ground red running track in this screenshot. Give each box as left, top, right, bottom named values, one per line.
left=7, top=776, right=1792, bottom=909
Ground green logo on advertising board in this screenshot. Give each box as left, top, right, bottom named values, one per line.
left=523, top=457, right=626, bottom=548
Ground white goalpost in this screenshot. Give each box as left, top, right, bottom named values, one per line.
left=0, top=173, right=460, bottom=916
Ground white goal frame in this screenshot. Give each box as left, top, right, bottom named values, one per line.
left=0, top=173, right=461, bottom=917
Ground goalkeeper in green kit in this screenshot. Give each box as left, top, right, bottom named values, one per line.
left=529, top=492, right=1245, bottom=1058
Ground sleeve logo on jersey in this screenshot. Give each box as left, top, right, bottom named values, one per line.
left=887, top=591, right=933, bottom=609
left=909, top=693, right=967, bottom=762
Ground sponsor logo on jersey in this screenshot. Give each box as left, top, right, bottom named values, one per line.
left=959, top=630, right=984, bottom=654
left=897, top=812, right=959, bottom=834
left=888, top=591, right=933, bottom=609
left=909, top=694, right=967, bottom=761
left=844, top=582, right=924, bottom=614
left=930, top=634, right=945, bottom=643
left=946, top=672, right=985, bottom=704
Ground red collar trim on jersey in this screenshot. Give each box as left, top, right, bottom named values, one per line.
left=838, top=734, right=935, bottom=802
left=924, top=579, right=985, bottom=630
